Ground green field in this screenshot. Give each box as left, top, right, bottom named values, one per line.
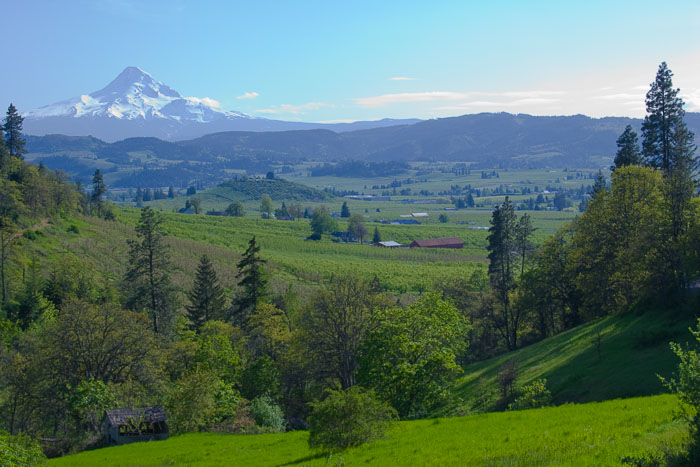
left=49, top=395, right=687, bottom=466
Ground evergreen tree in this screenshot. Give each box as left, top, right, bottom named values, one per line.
left=641, top=62, right=698, bottom=286
left=231, top=236, right=267, bottom=327
left=340, top=201, right=350, bottom=218
left=91, top=169, right=107, bottom=217
left=591, top=170, right=606, bottom=196
left=3, top=104, right=26, bottom=159
left=612, top=125, right=641, bottom=170
left=372, top=226, right=381, bottom=243
left=486, top=197, right=521, bottom=350
left=515, top=213, right=535, bottom=276
left=466, top=193, right=475, bottom=208
left=168, top=185, right=175, bottom=198
left=187, top=255, right=227, bottom=331
left=123, top=207, right=176, bottom=334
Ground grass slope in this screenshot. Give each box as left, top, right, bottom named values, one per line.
left=50, top=395, right=687, bottom=466
left=450, top=310, right=698, bottom=413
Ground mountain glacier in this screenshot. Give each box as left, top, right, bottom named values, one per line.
left=23, top=67, right=419, bottom=142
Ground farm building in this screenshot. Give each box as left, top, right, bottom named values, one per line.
left=410, top=237, right=464, bottom=249
left=372, top=241, right=402, bottom=248
left=104, top=406, right=169, bottom=445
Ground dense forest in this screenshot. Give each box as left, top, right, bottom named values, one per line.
left=1, top=63, right=699, bottom=464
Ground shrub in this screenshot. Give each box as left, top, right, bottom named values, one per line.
left=510, top=379, right=552, bottom=410
left=248, top=395, right=285, bottom=432
left=22, top=230, right=36, bottom=240
left=308, top=387, right=397, bottom=452
left=67, top=224, right=79, bottom=234
left=662, top=319, right=700, bottom=463
left=0, top=431, right=46, bottom=466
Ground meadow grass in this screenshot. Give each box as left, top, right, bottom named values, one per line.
left=448, top=310, right=698, bottom=414
left=50, top=395, right=687, bottom=466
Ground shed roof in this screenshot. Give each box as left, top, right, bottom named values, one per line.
left=410, top=237, right=464, bottom=247
left=105, top=407, right=167, bottom=426
left=374, top=241, right=401, bottom=247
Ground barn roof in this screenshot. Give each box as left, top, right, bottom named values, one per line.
left=105, top=407, right=167, bottom=426
left=410, top=237, right=464, bottom=247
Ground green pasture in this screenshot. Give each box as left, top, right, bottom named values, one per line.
left=50, top=395, right=687, bottom=466
left=448, top=310, right=698, bottom=415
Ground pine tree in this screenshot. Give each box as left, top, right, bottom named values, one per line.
left=168, top=186, right=175, bottom=198
left=123, top=207, right=176, bottom=334
left=372, top=226, right=381, bottom=243
left=591, top=170, right=606, bottom=196
left=340, top=201, right=350, bottom=218
left=187, top=255, right=227, bottom=331
left=91, top=169, right=107, bottom=217
left=231, top=236, right=267, bottom=327
left=641, top=62, right=698, bottom=286
left=612, top=125, right=641, bottom=170
left=3, top=104, right=26, bottom=159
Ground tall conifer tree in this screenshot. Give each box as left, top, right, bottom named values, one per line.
left=612, top=125, right=641, bottom=170
left=231, top=236, right=267, bottom=327
left=2, top=104, right=26, bottom=159
left=187, top=255, right=227, bottom=331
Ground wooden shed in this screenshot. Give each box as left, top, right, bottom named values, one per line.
left=104, top=406, right=169, bottom=445
left=409, top=237, right=464, bottom=249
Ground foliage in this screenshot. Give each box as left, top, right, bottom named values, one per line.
left=309, top=206, right=337, bottom=238
left=248, top=395, right=285, bottom=432
left=301, top=274, right=388, bottom=389
left=358, top=293, right=470, bottom=418
left=225, top=200, right=245, bottom=217
left=230, top=236, right=267, bottom=327
left=308, top=387, right=397, bottom=452
left=509, top=379, right=551, bottom=410
left=340, top=201, right=350, bottom=218
left=123, top=207, right=176, bottom=335
left=662, top=319, right=700, bottom=463
left=347, top=214, right=367, bottom=243
left=0, top=431, right=46, bottom=466
left=166, top=367, right=220, bottom=434
left=3, top=104, right=27, bottom=159
left=613, top=125, right=641, bottom=170
left=68, top=378, right=117, bottom=434
left=260, top=194, right=273, bottom=219
left=186, top=255, right=227, bottom=331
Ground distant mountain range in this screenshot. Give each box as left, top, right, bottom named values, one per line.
left=25, top=111, right=700, bottom=188
left=23, top=66, right=420, bottom=141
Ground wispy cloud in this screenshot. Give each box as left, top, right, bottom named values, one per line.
left=236, top=92, right=259, bottom=100
left=316, top=119, right=358, bottom=124
left=355, top=90, right=564, bottom=108
left=355, top=91, right=474, bottom=108
left=593, top=92, right=643, bottom=101
left=389, top=77, right=417, bottom=81
left=186, top=97, right=221, bottom=108
left=255, top=102, right=332, bottom=115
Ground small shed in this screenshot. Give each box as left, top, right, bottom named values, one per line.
left=104, top=406, right=169, bottom=445
left=410, top=237, right=464, bottom=249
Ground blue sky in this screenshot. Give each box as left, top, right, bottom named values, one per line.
left=1, top=0, right=699, bottom=121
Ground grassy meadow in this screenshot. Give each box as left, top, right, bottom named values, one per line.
left=49, top=395, right=687, bottom=466
left=447, top=310, right=698, bottom=415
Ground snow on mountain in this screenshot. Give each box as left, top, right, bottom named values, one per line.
left=23, top=67, right=421, bottom=142
left=26, top=66, right=249, bottom=123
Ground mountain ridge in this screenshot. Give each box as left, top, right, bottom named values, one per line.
left=22, top=66, right=421, bottom=141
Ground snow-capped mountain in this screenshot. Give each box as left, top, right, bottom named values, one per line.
left=23, top=67, right=421, bottom=142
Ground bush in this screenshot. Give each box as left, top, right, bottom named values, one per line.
left=248, top=395, right=285, bottom=432
left=308, top=387, right=397, bottom=452
left=510, top=379, right=552, bottom=410
left=0, top=431, right=46, bottom=466
left=22, top=230, right=36, bottom=240
left=67, top=224, right=79, bottom=234
left=662, top=319, right=700, bottom=463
